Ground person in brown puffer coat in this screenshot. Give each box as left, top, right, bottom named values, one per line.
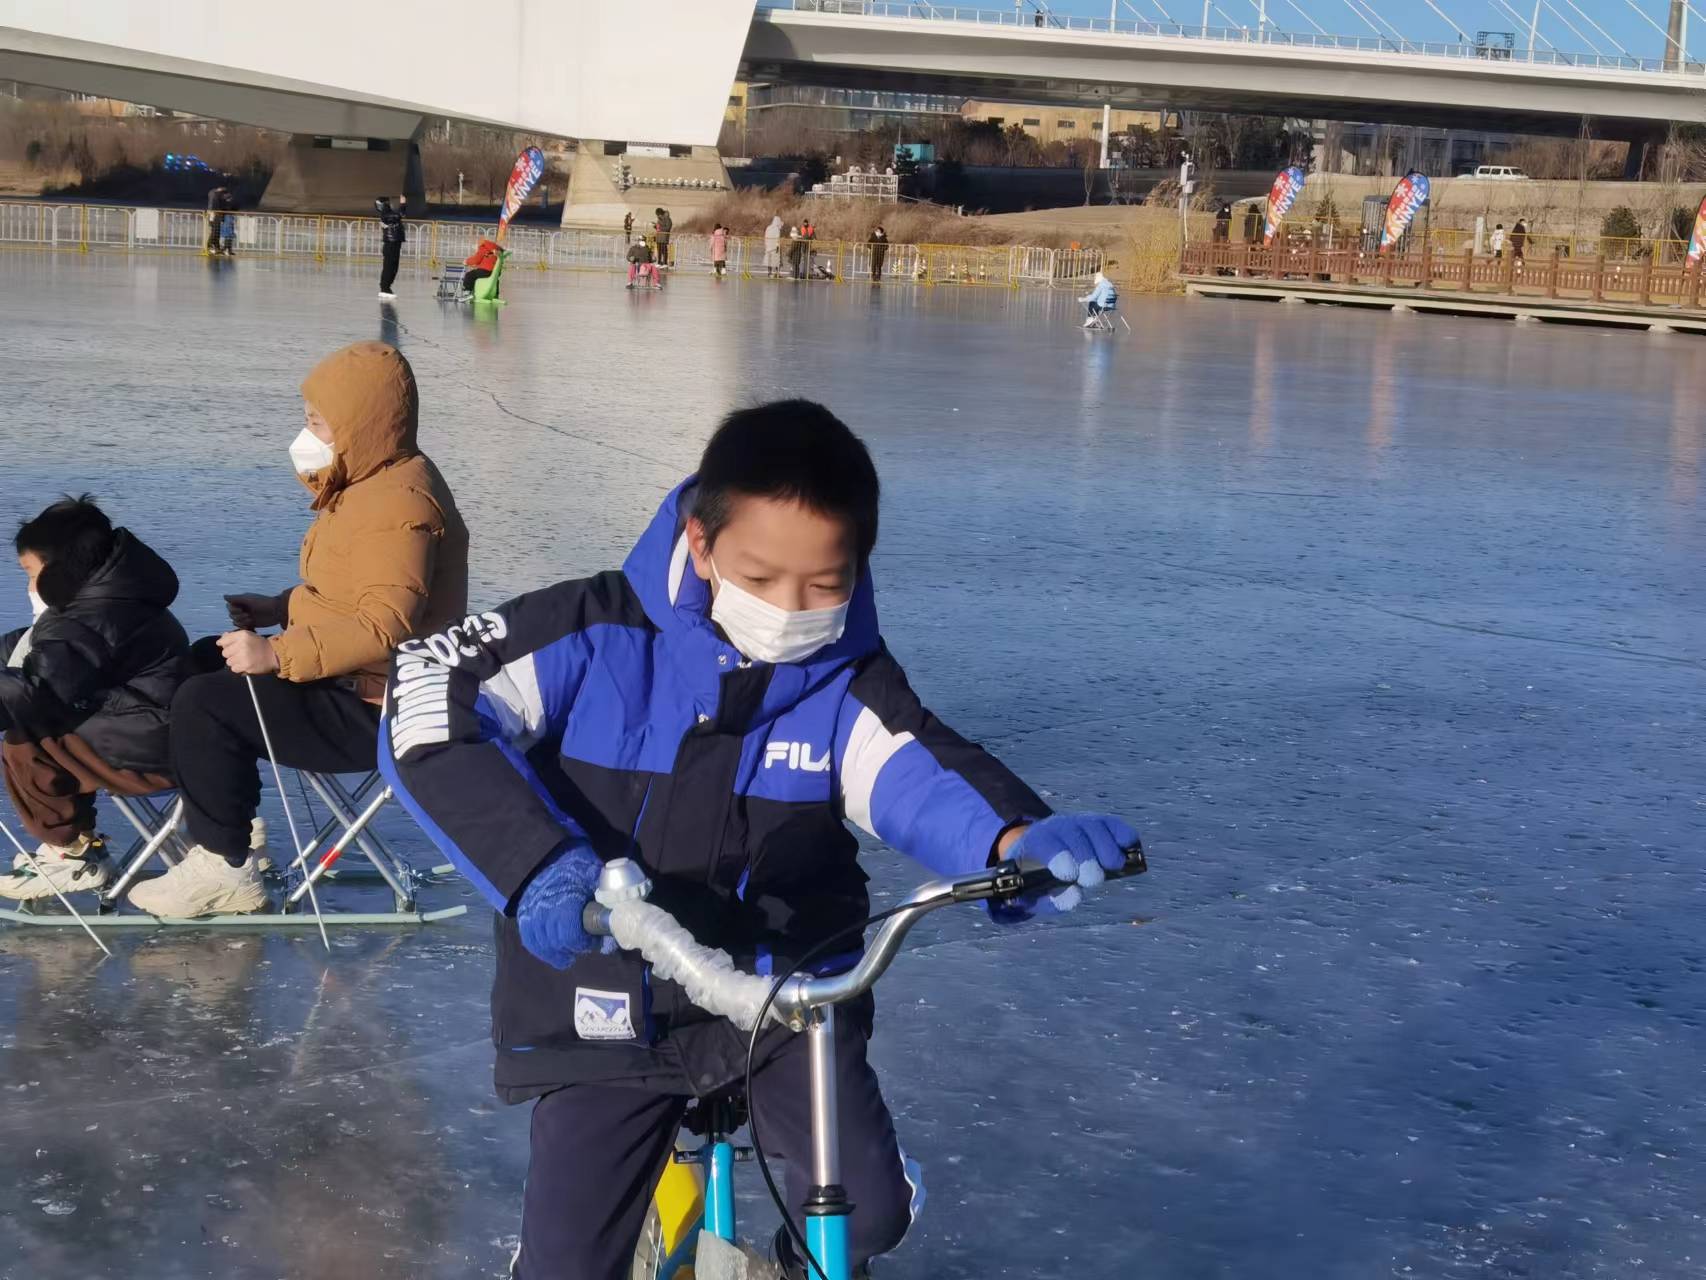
left=130, top=341, right=469, bottom=919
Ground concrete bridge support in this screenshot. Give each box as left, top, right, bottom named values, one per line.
left=260, top=134, right=425, bottom=214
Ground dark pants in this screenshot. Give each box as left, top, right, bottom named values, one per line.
left=516, top=1012, right=915, bottom=1280
left=462, top=266, right=491, bottom=293
left=206, top=216, right=221, bottom=253
left=1, top=732, right=172, bottom=846
left=654, top=234, right=670, bottom=266
left=170, top=640, right=380, bottom=861
left=871, top=243, right=887, bottom=278
left=380, top=241, right=402, bottom=293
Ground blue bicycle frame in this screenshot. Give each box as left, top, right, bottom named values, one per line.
left=656, top=1008, right=855, bottom=1280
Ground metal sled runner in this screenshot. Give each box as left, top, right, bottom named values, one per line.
left=0, top=770, right=465, bottom=932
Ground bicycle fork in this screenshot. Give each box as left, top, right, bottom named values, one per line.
left=803, top=1004, right=853, bottom=1280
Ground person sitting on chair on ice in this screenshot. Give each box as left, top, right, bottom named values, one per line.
left=127, top=342, right=469, bottom=919
left=1078, top=270, right=1117, bottom=327
left=461, top=237, right=502, bottom=298
left=0, top=497, right=186, bottom=902
left=380, top=400, right=1142, bottom=1280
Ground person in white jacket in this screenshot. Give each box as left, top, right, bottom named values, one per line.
left=763, top=215, right=784, bottom=277
left=1078, top=271, right=1117, bottom=327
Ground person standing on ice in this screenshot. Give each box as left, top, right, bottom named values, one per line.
left=0, top=498, right=186, bottom=902
left=376, top=195, right=407, bottom=299
left=380, top=399, right=1142, bottom=1280
left=128, top=342, right=468, bottom=919
left=763, top=214, right=783, bottom=276
left=710, top=223, right=729, bottom=279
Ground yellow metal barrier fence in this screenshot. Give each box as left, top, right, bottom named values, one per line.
left=0, top=201, right=1104, bottom=291
left=0, top=199, right=1268, bottom=296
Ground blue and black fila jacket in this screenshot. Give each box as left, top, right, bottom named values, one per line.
left=381, top=479, right=1050, bottom=1100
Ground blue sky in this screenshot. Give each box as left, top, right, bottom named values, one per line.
left=1038, top=0, right=1697, bottom=60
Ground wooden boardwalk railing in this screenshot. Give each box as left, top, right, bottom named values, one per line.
left=1180, top=240, right=1706, bottom=310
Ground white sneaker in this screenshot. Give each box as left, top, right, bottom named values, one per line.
left=0, top=835, right=110, bottom=901
left=127, top=846, right=268, bottom=918
left=250, top=817, right=273, bottom=875
left=377, top=290, right=397, bottom=300
left=1082, top=316, right=1097, bottom=328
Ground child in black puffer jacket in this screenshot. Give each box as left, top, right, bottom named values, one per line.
left=0, top=496, right=187, bottom=901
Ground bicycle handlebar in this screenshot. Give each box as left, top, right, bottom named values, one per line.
left=582, top=842, right=1145, bottom=1032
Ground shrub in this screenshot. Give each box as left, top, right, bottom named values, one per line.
left=1668, top=203, right=1696, bottom=243
left=1600, top=205, right=1640, bottom=240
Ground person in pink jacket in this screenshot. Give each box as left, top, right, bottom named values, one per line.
left=710, top=224, right=729, bottom=280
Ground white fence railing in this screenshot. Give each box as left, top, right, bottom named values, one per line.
left=766, top=0, right=1704, bottom=76
left=0, top=202, right=1104, bottom=289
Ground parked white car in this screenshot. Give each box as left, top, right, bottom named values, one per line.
left=1463, top=165, right=1532, bottom=181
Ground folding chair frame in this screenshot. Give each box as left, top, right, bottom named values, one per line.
left=3, top=771, right=465, bottom=931
left=101, top=792, right=193, bottom=910
left=435, top=263, right=467, bottom=300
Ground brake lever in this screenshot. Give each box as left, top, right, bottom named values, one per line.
left=967, top=840, right=1147, bottom=903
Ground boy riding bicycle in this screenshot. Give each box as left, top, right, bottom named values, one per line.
left=382, top=400, right=1139, bottom=1279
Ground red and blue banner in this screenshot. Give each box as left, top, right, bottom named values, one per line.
left=1379, top=172, right=1430, bottom=253
left=1262, top=166, right=1307, bottom=247
left=1688, top=193, right=1706, bottom=266
left=498, top=146, right=546, bottom=239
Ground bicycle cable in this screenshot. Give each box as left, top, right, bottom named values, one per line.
left=743, top=891, right=956, bottom=1280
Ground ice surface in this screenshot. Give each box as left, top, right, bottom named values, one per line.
left=0, top=253, right=1703, bottom=1278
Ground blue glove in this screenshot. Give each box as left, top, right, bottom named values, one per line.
left=993, top=814, right=1140, bottom=921
left=515, top=843, right=608, bottom=969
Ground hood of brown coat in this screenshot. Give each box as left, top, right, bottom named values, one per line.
left=298, top=341, right=420, bottom=510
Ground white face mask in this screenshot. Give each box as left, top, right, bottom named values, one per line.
left=27, top=589, right=46, bottom=619
left=289, top=426, right=336, bottom=475
left=708, top=560, right=849, bottom=665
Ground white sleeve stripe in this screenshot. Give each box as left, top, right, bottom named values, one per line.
left=479, top=651, right=546, bottom=749
left=840, top=705, right=914, bottom=839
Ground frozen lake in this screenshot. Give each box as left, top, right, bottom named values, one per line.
left=1, top=252, right=1703, bottom=1279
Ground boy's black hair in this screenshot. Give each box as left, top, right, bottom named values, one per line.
left=16, top=495, right=114, bottom=608
left=692, top=400, right=880, bottom=565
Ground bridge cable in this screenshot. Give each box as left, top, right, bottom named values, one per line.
left=1619, top=0, right=1683, bottom=56
left=1206, top=1, right=1251, bottom=33
left=1127, top=0, right=1179, bottom=29
left=1342, top=0, right=1407, bottom=46
left=1337, top=0, right=1386, bottom=39
left=1360, top=0, right=1416, bottom=43
left=1118, top=0, right=1176, bottom=32
left=1280, top=0, right=1332, bottom=35
left=1540, top=0, right=1606, bottom=56
left=1489, top=0, right=1564, bottom=53
left=1416, top=0, right=1472, bottom=43
left=1554, top=0, right=1640, bottom=59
